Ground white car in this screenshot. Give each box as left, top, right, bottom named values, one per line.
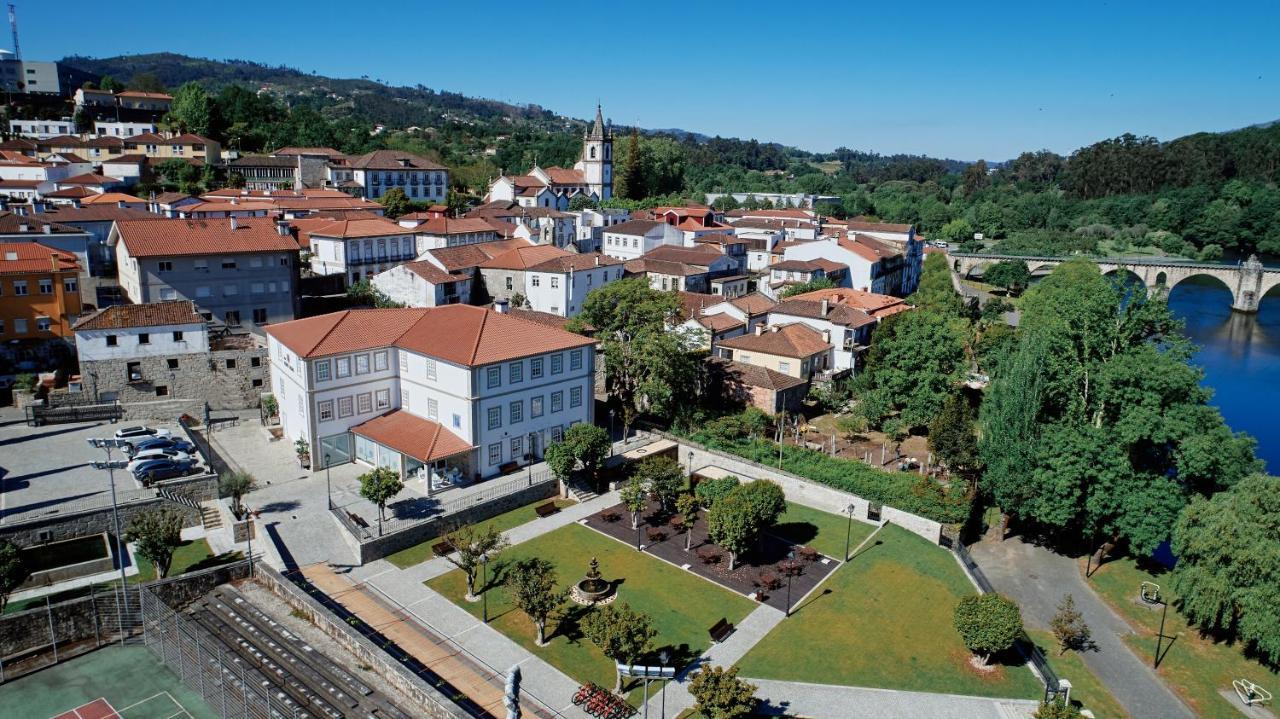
left=114, top=426, right=173, bottom=440
left=127, top=449, right=193, bottom=473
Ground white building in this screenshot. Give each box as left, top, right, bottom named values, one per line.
left=371, top=261, right=473, bottom=308
left=573, top=207, right=630, bottom=252
left=767, top=287, right=912, bottom=373
left=9, top=118, right=74, bottom=139
left=338, top=150, right=448, bottom=202
left=522, top=253, right=625, bottom=317
left=486, top=105, right=613, bottom=209
left=306, top=217, right=420, bottom=285
left=265, top=305, right=595, bottom=484
left=94, top=120, right=158, bottom=138
left=782, top=233, right=917, bottom=296
left=601, top=219, right=683, bottom=261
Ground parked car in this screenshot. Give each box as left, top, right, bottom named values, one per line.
left=127, top=437, right=194, bottom=455
left=127, top=449, right=193, bottom=473
left=133, top=458, right=199, bottom=485
left=115, top=426, right=172, bottom=440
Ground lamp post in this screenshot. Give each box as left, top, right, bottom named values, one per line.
left=635, top=520, right=642, bottom=551
left=87, top=438, right=131, bottom=647
left=245, top=506, right=255, bottom=577
left=608, top=409, right=615, bottom=444
left=324, top=453, right=332, bottom=510
left=687, top=450, right=694, bottom=476
left=658, top=649, right=671, bottom=719
left=843, top=503, right=856, bottom=561
left=784, top=550, right=796, bottom=617
left=1147, top=585, right=1170, bottom=669
left=480, top=554, right=490, bottom=623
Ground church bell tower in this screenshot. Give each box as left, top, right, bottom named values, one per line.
left=580, top=104, right=612, bottom=200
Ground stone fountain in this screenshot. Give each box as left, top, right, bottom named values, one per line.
left=570, top=557, right=616, bottom=605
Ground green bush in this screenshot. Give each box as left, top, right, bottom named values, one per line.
left=679, top=423, right=970, bottom=524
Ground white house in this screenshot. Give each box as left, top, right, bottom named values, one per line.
left=265, top=304, right=595, bottom=485
left=8, top=118, right=74, bottom=139
left=340, top=150, right=448, bottom=202
left=601, top=219, right=683, bottom=261
left=94, top=120, right=158, bottom=138
left=522, top=252, right=626, bottom=317
left=782, top=233, right=918, bottom=296
left=486, top=106, right=613, bottom=209
left=306, top=217, right=420, bottom=285
left=767, top=287, right=911, bottom=373
left=573, top=207, right=630, bottom=252
left=371, top=261, right=473, bottom=308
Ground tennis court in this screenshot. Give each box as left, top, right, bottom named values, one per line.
left=0, top=645, right=216, bottom=719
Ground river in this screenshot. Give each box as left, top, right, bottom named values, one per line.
left=1165, top=277, right=1279, bottom=472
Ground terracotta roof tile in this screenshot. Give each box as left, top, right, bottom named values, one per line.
left=351, top=409, right=472, bottom=463
left=80, top=192, right=146, bottom=205
left=115, top=217, right=300, bottom=258
left=605, top=219, right=663, bottom=235
left=307, top=217, right=416, bottom=239
left=710, top=357, right=805, bottom=392
left=73, top=300, right=203, bottom=330
left=728, top=293, right=777, bottom=315
left=0, top=212, right=84, bottom=235
left=0, top=243, right=80, bottom=275
left=57, top=173, right=121, bottom=186
left=718, top=323, right=831, bottom=358
left=348, top=149, right=444, bottom=171
left=401, top=260, right=465, bottom=285
left=426, top=239, right=532, bottom=272
left=525, top=252, right=624, bottom=273
left=478, top=244, right=570, bottom=271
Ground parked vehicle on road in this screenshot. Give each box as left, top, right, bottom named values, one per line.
left=127, top=449, right=193, bottom=473
left=132, top=458, right=199, bottom=485
left=127, top=437, right=194, bottom=456
left=115, top=426, right=172, bottom=440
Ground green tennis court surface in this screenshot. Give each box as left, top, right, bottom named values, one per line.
left=0, top=645, right=217, bottom=719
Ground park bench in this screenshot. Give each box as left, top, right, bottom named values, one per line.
left=708, top=618, right=734, bottom=643
left=347, top=511, right=369, bottom=529
left=499, top=461, right=521, bottom=475
left=535, top=501, right=561, bottom=518
left=431, top=540, right=451, bottom=557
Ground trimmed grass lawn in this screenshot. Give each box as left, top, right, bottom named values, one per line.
left=426, top=522, right=754, bottom=696
left=738, top=524, right=1042, bottom=699
left=771, top=502, right=875, bottom=560
left=385, top=498, right=577, bottom=569
left=6, top=539, right=236, bottom=613
left=1026, top=629, right=1129, bottom=718
left=1088, top=556, right=1280, bottom=719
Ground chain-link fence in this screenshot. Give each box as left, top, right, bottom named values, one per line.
left=0, top=583, right=143, bottom=684
left=140, top=581, right=310, bottom=719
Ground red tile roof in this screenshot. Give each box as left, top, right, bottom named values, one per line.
left=0, top=243, right=80, bottom=275
left=0, top=212, right=84, bottom=235
left=351, top=410, right=472, bottom=463
left=401, top=260, right=466, bottom=285
left=710, top=357, right=805, bottom=392
left=847, top=217, right=913, bottom=234
left=478, top=244, right=570, bottom=271
left=718, top=323, right=831, bottom=358
left=57, top=173, right=121, bottom=186
left=837, top=233, right=902, bottom=262
left=115, top=218, right=301, bottom=258
left=80, top=192, right=146, bottom=205
left=73, top=300, right=203, bottom=330
left=426, top=239, right=532, bottom=273
left=306, top=217, right=416, bottom=239
left=417, top=217, right=499, bottom=235
left=266, top=305, right=595, bottom=366
left=348, top=149, right=444, bottom=171
left=525, top=252, right=624, bottom=273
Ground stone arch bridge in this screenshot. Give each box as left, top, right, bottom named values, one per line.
left=950, top=253, right=1280, bottom=313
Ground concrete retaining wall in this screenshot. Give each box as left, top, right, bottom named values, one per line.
left=252, top=564, right=468, bottom=719
left=659, top=433, right=945, bottom=545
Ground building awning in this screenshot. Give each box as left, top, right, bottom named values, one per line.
left=350, top=410, right=472, bottom=463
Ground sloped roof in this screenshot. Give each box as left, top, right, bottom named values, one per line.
left=80, top=192, right=146, bottom=205
left=74, top=300, right=203, bottom=330
left=718, top=323, right=831, bottom=358
left=265, top=305, right=594, bottom=365
left=525, top=252, right=624, bottom=273
left=348, top=149, right=445, bottom=171
left=115, top=218, right=301, bottom=257
left=351, top=410, right=472, bottom=463
left=401, top=260, right=466, bottom=285
left=479, top=244, right=570, bottom=271
left=710, top=357, right=805, bottom=392
left=416, top=217, right=499, bottom=235
left=426, top=238, right=532, bottom=272
left=0, top=243, right=80, bottom=275
left=605, top=219, right=663, bottom=236
left=0, top=212, right=84, bottom=235
left=307, top=217, right=416, bottom=239
left=728, top=293, right=777, bottom=315
left=837, top=233, right=902, bottom=262
left=847, top=217, right=913, bottom=233
left=33, top=206, right=159, bottom=224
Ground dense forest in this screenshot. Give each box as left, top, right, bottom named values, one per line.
left=47, top=54, right=1280, bottom=258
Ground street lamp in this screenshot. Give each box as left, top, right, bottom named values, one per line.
left=658, top=649, right=671, bottom=719
left=87, top=437, right=131, bottom=647
left=608, top=409, right=615, bottom=443
left=784, top=550, right=796, bottom=617
left=1143, top=583, right=1171, bottom=669
left=843, top=503, right=856, bottom=561
left=324, top=453, right=332, bottom=510
left=686, top=450, right=694, bottom=476
left=245, top=506, right=255, bottom=577
left=480, top=554, right=490, bottom=623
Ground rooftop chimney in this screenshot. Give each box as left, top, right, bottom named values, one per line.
left=755, top=324, right=765, bottom=336
left=820, top=298, right=829, bottom=316
left=594, top=255, right=600, bottom=267
left=770, top=325, right=780, bottom=333
left=493, top=298, right=510, bottom=314
left=230, top=216, right=238, bottom=230
left=18, top=223, right=28, bottom=232
left=276, top=219, right=290, bottom=237
left=42, top=224, right=51, bottom=234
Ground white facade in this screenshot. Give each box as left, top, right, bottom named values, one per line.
left=76, top=321, right=209, bottom=362
left=94, top=120, right=158, bottom=138
left=371, top=264, right=472, bottom=307
left=783, top=239, right=873, bottom=290
left=573, top=208, right=630, bottom=251
left=602, top=223, right=683, bottom=261
left=309, top=232, right=418, bottom=285
left=524, top=261, right=625, bottom=317
left=9, top=118, right=73, bottom=138
left=352, top=168, right=447, bottom=202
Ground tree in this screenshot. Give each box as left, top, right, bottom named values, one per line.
left=357, top=467, right=403, bottom=522
left=125, top=510, right=184, bottom=579
left=544, top=423, right=611, bottom=489
left=581, top=602, right=656, bottom=693
left=634, top=455, right=684, bottom=511
left=441, top=523, right=509, bottom=601
left=835, top=413, right=868, bottom=442
left=378, top=187, right=411, bottom=218
left=504, top=558, right=568, bottom=646
left=570, top=279, right=697, bottom=434
left=779, top=276, right=836, bottom=299
left=953, top=593, right=1024, bottom=666
left=676, top=493, right=700, bottom=551
left=1050, top=594, right=1092, bottom=654
left=218, top=471, right=257, bottom=519
left=0, top=540, right=30, bottom=612
left=694, top=475, right=740, bottom=508
left=688, top=665, right=758, bottom=719
left=568, top=194, right=599, bottom=211
left=1171, top=473, right=1280, bottom=665
left=615, top=128, right=644, bottom=200
left=938, top=217, right=975, bottom=244
left=346, top=279, right=404, bottom=308
left=984, top=260, right=1032, bottom=296
left=736, top=480, right=786, bottom=532
left=707, top=482, right=783, bottom=570
left=909, top=252, right=967, bottom=317
left=99, top=74, right=124, bottom=93
left=620, top=476, right=648, bottom=529
left=962, top=159, right=991, bottom=197
left=169, top=82, right=218, bottom=137
left=854, top=308, right=968, bottom=430
left=129, top=72, right=166, bottom=93
left=928, top=393, right=980, bottom=478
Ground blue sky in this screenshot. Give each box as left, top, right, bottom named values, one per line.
left=18, top=1, right=1280, bottom=160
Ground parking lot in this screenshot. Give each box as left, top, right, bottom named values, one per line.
left=0, top=407, right=202, bottom=525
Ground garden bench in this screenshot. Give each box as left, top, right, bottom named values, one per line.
left=347, top=511, right=369, bottom=529
left=499, top=461, right=521, bottom=475
left=535, top=501, right=561, bottom=518
left=431, top=541, right=451, bottom=557
left=708, top=618, right=734, bottom=643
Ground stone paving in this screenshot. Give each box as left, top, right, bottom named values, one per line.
left=748, top=679, right=1039, bottom=719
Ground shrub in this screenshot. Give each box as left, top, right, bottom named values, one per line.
left=695, top=475, right=740, bottom=508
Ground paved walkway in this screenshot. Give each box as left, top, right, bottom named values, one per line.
left=969, top=536, right=1194, bottom=719
left=748, top=679, right=1039, bottom=719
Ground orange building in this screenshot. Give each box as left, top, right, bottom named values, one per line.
left=0, top=243, right=83, bottom=341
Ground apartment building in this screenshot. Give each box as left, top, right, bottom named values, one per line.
left=306, top=217, right=419, bottom=285
left=0, top=243, right=82, bottom=342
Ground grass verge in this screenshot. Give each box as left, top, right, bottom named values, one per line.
left=384, top=497, right=577, bottom=569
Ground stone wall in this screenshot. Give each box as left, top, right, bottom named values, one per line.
left=252, top=564, right=468, bottom=719
left=82, top=340, right=269, bottom=411
left=0, top=474, right=214, bottom=548
left=339, top=479, right=559, bottom=565
left=657, top=432, right=944, bottom=545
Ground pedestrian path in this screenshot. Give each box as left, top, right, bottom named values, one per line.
left=746, top=679, right=1040, bottom=719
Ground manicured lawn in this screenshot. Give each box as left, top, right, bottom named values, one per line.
left=5, top=539, right=237, bottom=613
left=738, top=524, right=1042, bottom=699
left=771, top=502, right=875, bottom=560
left=426, top=522, right=754, bottom=696
left=385, top=498, right=577, bottom=569
left=1088, top=556, right=1280, bottom=719
left=1026, top=629, right=1128, bottom=718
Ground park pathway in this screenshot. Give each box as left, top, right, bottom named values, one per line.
left=748, top=679, right=1039, bottom=719
left=969, top=536, right=1194, bottom=719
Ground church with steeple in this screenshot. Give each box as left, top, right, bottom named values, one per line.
left=485, top=105, right=613, bottom=209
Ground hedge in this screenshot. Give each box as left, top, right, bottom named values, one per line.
left=681, top=432, right=971, bottom=525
